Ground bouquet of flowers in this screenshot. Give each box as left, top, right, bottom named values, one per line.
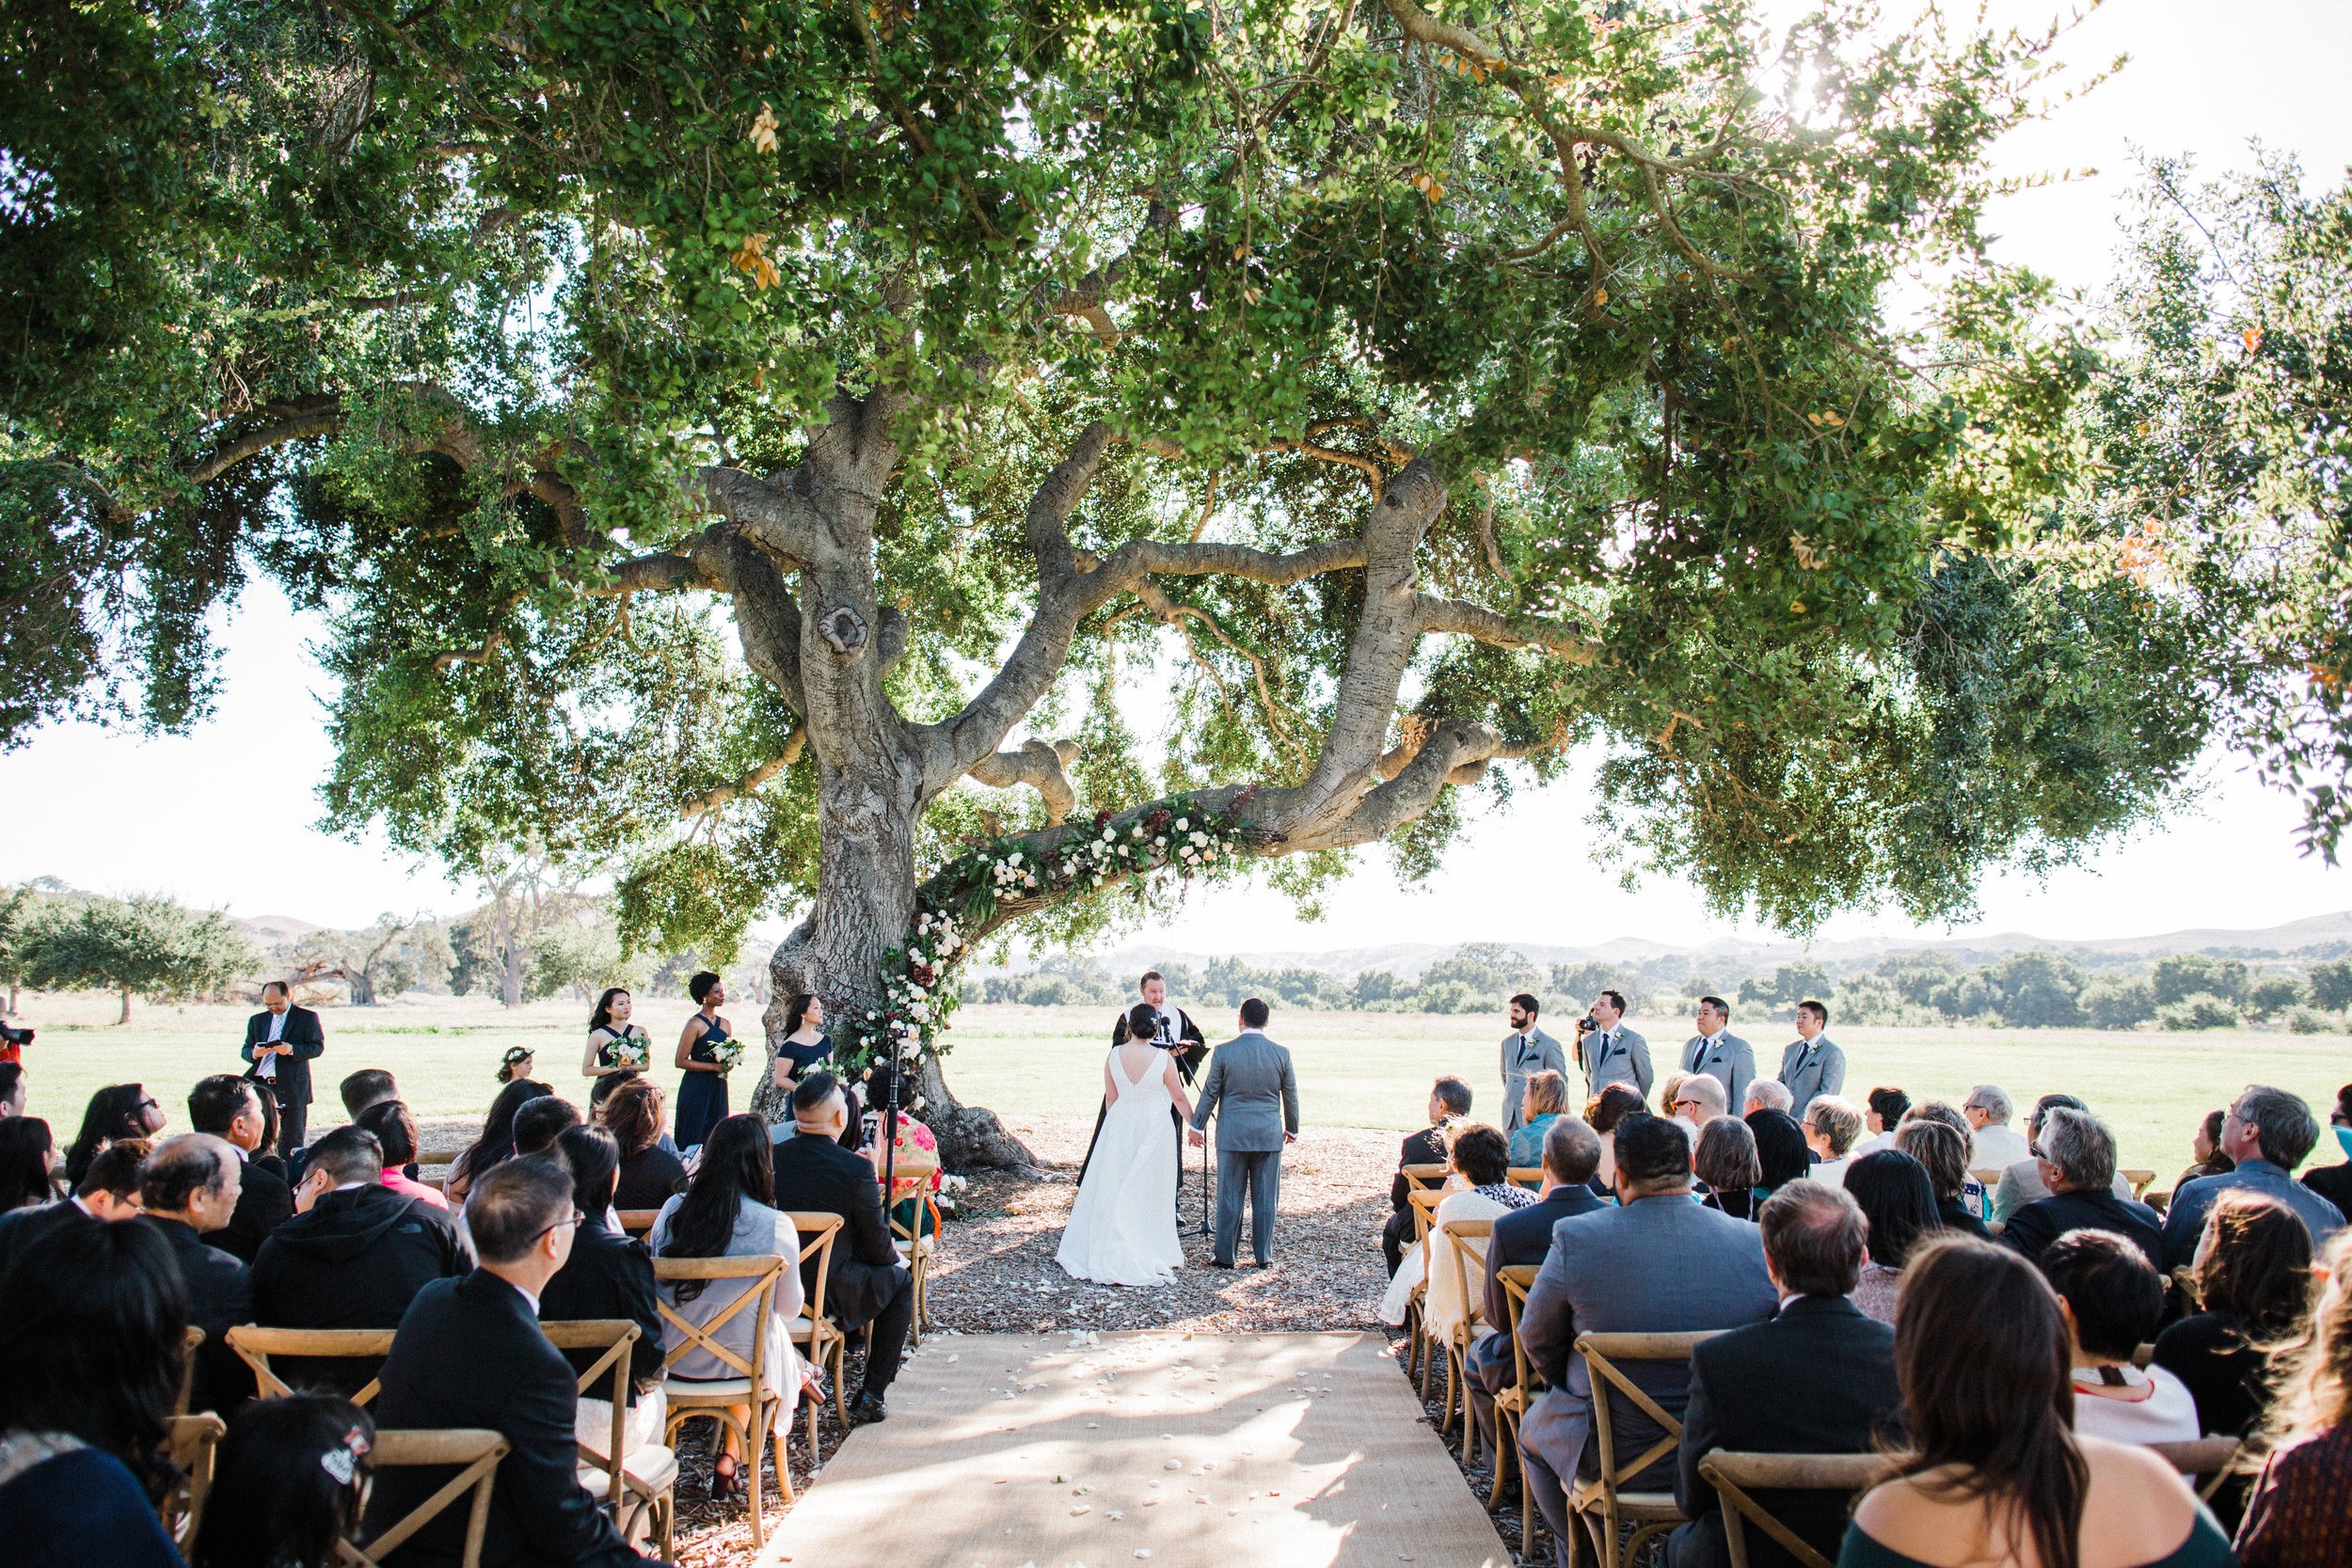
left=612, top=1032, right=650, bottom=1069
left=706, top=1036, right=745, bottom=1070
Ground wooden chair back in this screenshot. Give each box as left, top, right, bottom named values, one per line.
left=1497, top=1265, right=1543, bottom=1392
left=616, top=1209, right=662, bottom=1237
left=2122, top=1167, right=2156, bottom=1200
left=884, top=1158, right=940, bottom=1207
left=785, top=1211, right=844, bottom=1326
left=1575, top=1331, right=1723, bottom=1490
left=1400, top=1162, right=1450, bottom=1192
left=175, top=1324, right=206, bottom=1416
left=539, top=1318, right=640, bottom=1513
left=649, top=1256, right=785, bottom=1385
left=1698, top=1451, right=1894, bottom=1568
left=1507, top=1165, right=1545, bottom=1189
left=2151, top=1436, right=2244, bottom=1504
left=336, top=1429, right=508, bottom=1568
left=160, top=1412, right=227, bottom=1546
left=1440, top=1218, right=1495, bottom=1335
left=228, top=1325, right=399, bottom=1406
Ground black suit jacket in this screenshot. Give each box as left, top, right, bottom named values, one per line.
left=365, top=1271, right=650, bottom=1568
left=0, top=1197, right=90, bottom=1277
left=140, top=1213, right=257, bottom=1414
left=1391, top=1127, right=1450, bottom=1212
left=770, top=1130, right=904, bottom=1327
left=210, top=1150, right=294, bottom=1266
left=540, top=1219, right=666, bottom=1405
left=1998, top=1187, right=2166, bottom=1272
left=1672, top=1295, right=1900, bottom=1568
left=1482, top=1187, right=1607, bottom=1335
left=241, top=1005, right=326, bottom=1107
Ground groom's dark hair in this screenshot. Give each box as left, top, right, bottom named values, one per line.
left=1239, top=997, right=1270, bottom=1029
left=1510, top=992, right=1540, bottom=1017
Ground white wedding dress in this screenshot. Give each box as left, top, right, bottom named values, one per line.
left=1057, top=1045, right=1184, bottom=1286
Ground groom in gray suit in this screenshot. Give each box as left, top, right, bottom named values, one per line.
left=1186, top=998, right=1300, bottom=1269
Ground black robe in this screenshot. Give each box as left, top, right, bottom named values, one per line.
left=1075, top=1006, right=1208, bottom=1187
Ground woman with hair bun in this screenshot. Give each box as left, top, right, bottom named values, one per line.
left=672, top=972, right=735, bottom=1152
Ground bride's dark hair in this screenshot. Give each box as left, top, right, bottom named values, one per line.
left=1123, top=1003, right=1161, bottom=1043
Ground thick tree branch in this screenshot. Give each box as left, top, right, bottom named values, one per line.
left=678, top=728, right=807, bottom=819
left=1418, top=595, right=1599, bottom=662
left=967, top=737, right=1081, bottom=824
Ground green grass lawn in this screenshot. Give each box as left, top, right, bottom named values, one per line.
left=12, top=991, right=2348, bottom=1196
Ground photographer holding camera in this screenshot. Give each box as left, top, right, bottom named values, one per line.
left=0, top=1016, right=30, bottom=1067
left=1575, top=990, right=1653, bottom=1101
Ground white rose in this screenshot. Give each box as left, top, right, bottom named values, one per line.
left=1154, top=835, right=1167, bottom=846
left=1174, top=816, right=1189, bottom=830
left=1008, top=850, right=1023, bottom=864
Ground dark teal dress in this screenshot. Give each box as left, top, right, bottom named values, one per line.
left=1838, top=1506, right=2237, bottom=1568
left=674, top=1013, right=731, bottom=1150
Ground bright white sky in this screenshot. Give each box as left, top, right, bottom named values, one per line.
left=3, top=0, right=2348, bottom=955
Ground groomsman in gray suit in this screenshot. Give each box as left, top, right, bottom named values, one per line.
left=1186, top=998, right=1300, bottom=1269
left=1775, top=999, right=1845, bottom=1117
left=1501, top=993, right=1569, bottom=1135
left=1577, top=989, right=1653, bottom=1101
left=1679, top=996, right=1756, bottom=1117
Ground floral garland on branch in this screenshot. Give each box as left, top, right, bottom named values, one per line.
left=840, top=794, right=1269, bottom=1069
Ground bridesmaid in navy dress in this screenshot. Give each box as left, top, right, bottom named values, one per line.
left=672, top=972, right=734, bottom=1151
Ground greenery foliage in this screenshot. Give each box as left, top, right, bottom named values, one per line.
left=16, top=892, right=256, bottom=1021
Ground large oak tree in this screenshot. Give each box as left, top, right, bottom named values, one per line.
left=7, top=0, right=2310, bottom=1162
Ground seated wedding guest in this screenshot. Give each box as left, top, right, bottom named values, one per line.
left=2178, top=1108, right=2236, bottom=1194
left=446, top=1078, right=552, bottom=1202
left=1510, top=1070, right=1569, bottom=1169
left=1845, top=1149, right=1942, bottom=1324
left=1695, top=1117, right=1762, bottom=1220
left=251, top=1127, right=469, bottom=1397
left=353, top=1101, right=449, bottom=1210
left=137, top=1133, right=253, bottom=1414
left=2155, top=1192, right=2313, bottom=1440
left=605, top=1080, right=689, bottom=1213
left=1659, top=1069, right=1693, bottom=1121
left=650, top=1115, right=806, bottom=1494
left=62, top=1082, right=165, bottom=1188
left=1465, top=1117, right=1607, bottom=1449
left=0, top=1113, right=56, bottom=1213
left=1588, top=1082, right=1649, bottom=1193
left=0, top=1061, right=24, bottom=1117
left=2041, top=1228, right=2200, bottom=1444
left=2234, top=1227, right=2352, bottom=1568
left=588, top=1067, right=639, bottom=1119
left=1853, top=1085, right=1909, bottom=1159
left=1670, top=1181, right=1900, bottom=1568
left=366, top=1159, right=654, bottom=1568
left=1671, top=1071, right=1729, bottom=1134
left=0, top=1218, right=189, bottom=1568
left=1743, top=1078, right=1793, bottom=1117
left=512, top=1095, right=582, bottom=1157
left=0, top=1134, right=145, bottom=1270
left=2166, top=1085, right=2344, bottom=1267
left=1518, top=1115, right=1777, bottom=1568
left=188, top=1074, right=294, bottom=1264
left=1377, top=1123, right=1534, bottom=1332
left=1994, top=1092, right=2132, bottom=1223
left=190, top=1395, right=373, bottom=1568
left=1390, top=1077, right=1472, bottom=1274
left=1801, top=1095, right=1865, bottom=1188
left=540, top=1126, right=667, bottom=1460
left=287, top=1069, right=404, bottom=1188
left=2000, top=1106, right=2166, bottom=1270
left=2305, top=1084, right=2352, bottom=1221
left=1746, top=1108, right=1813, bottom=1204
left=1894, top=1118, right=1988, bottom=1238
left=771, top=1076, right=914, bottom=1426
left=1960, top=1083, right=2029, bottom=1171
left=1845, top=1235, right=2233, bottom=1568
left=862, top=1060, right=944, bottom=1239
left=1900, top=1100, right=1975, bottom=1143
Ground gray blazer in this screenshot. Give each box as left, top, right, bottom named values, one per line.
left=1579, top=1025, right=1653, bottom=1101
left=1518, top=1195, right=1777, bottom=1489
left=1775, top=1037, right=1846, bottom=1115
left=1678, top=1032, right=1756, bottom=1117
left=1501, top=1027, right=1570, bottom=1133
left=1188, top=1031, right=1299, bottom=1153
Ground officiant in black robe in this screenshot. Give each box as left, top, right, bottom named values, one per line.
left=1076, top=971, right=1206, bottom=1186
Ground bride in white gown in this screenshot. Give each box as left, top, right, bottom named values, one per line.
left=1057, top=1006, right=1196, bottom=1286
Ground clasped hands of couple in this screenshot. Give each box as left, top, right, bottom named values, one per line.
left=1184, top=1127, right=1296, bottom=1147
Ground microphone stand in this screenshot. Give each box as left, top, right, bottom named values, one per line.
left=879, top=1025, right=907, bottom=1238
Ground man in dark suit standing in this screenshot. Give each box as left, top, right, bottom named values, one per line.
left=1667, top=1180, right=1901, bottom=1568
left=241, top=979, right=326, bottom=1155
left=1678, top=995, right=1756, bottom=1117
left=365, top=1158, right=653, bottom=1568
left=1384, top=1075, right=1471, bottom=1275
left=1464, top=1115, right=1608, bottom=1452
left=138, top=1133, right=256, bottom=1414
left=187, top=1074, right=294, bottom=1264
left=771, top=1071, right=914, bottom=1425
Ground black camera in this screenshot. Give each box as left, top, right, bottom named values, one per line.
left=0, top=1022, right=31, bottom=1048
left=1575, top=1015, right=1599, bottom=1035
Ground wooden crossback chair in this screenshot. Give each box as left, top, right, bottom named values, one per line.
left=617, top=1210, right=663, bottom=1239
left=1492, top=1264, right=1544, bottom=1544
left=1698, top=1451, right=1893, bottom=1568
left=1438, top=1217, right=1495, bottom=1456
left=886, top=1159, right=941, bottom=1346
left=337, top=1429, right=507, bottom=1568
left=1395, top=1164, right=1450, bottom=1382
left=651, top=1253, right=790, bottom=1546
left=1569, top=1330, right=1723, bottom=1568
left=2152, top=1436, right=2244, bottom=1505
left=2122, top=1168, right=2157, bottom=1201
left=1507, top=1165, right=1546, bottom=1190
left=228, top=1325, right=398, bottom=1406
left=175, top=1324, right=207, bottom=1416
left=542, top=1318, right=675, bottom=1559
left=2149, top=1187, right=2174, bottom=1217
left=159, top=1412, right=227, bottom=1548
left=784, top=1212, right=849, bottom=1441
left=1406, top=1186, right=1448, bottom=1395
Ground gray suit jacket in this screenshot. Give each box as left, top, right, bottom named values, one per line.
left=1518, top=1194, right=1777, bottom=1489
left=1580, top=1025, right=1653, bottom=1101
left=1775, top=1037, right=1846, bottom=1115
left=1502, top=1027, right=1570, bottom=1132
left=1678, top=1033, right=1756, bottom=1117
left=1188, top=1032, right=1299, bottom=1153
